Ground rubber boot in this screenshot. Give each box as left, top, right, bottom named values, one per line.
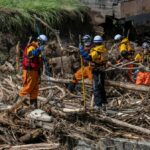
left=14, top=94, right=19, bottom=103
left=30, top=99, right=38, bottom=109
left=67, top=82, right=76, bottom=93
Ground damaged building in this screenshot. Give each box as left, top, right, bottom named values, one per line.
left=80, top=0, right=150, bottom=40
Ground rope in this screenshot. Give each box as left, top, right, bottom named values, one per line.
left=35, top=21, right=52, bottom=85
left=80, top=56, right=86, bottom=109
left=79, top=35, right=86, bottom=109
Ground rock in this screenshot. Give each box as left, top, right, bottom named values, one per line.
left=27, top=109, right=53, bottom=122
left=74, top=140, right=96, bottom=150
left=0, top=103, right=12, bottom=111
left=97, top=138, right=150, bottom=150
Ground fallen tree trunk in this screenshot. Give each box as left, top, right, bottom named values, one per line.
left=39, top=85, right=66, bottom=100
left=42, top=77, right=150, bottom=92
left=0, top=143, right=60, bottom=150
left=48, top=55, right=75, bottom=65
left=105, top=80, right=150, bottom=92
left=98, top=115, right=150, bottom=136
left=49, top=107, right=150, bottom=136
left=8, top=96, right=27, bottom=113
left=48, top=55, right=75, bottom=74
left=51, top=106, right=150, bottom=135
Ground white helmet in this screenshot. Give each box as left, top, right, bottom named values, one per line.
left=93, top=35, right=103, bottom=43
left=37, top=34, right=48, bottom=42
left=114, top=34, right=122, bottom=41
left=142, top=42, right=149, bottom=49
left=82, top=34, right=91, bottom=42
left=82, top=34, right=91, bottom=46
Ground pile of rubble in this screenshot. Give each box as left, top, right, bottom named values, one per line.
left=0, top=62, right=150, bottom=149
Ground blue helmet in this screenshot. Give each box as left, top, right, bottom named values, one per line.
left=93, top=35, right=103, bottom=43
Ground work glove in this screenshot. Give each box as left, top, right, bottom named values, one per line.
left=106, top=61, right=112, bottom=68
left=79, top=44, right=92, bottom=61
left=79, top=44, right=84, bottom=53
left=145, top=67, right=150, bottom=72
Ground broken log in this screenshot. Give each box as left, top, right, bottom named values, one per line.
left=49, top=106, right=150, bottom=136
left=15, top=41, right=20, bottom=70
left=0, top=143, right=60, bottom=150
left=105, top=80, right=150, bottom=92
left=5, top=61, right=15, bottom=71
left=50, top=107, right=67, bottom=119
left=8, top=96, right=27, bottom=113
left=63, top=108, right=84, bottom=113
left=42, top=76, right=71, bottom=84
left=39, top=85, right=66, bottom=100
left=42, top=76, right=150, bottom=92
left=48, top=55, right=75, bottom=64
left=96, top=115, right=150, bottom=136
left=48, top=55, right=75, bottom=73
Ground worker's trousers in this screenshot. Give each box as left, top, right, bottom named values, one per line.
left=72, top=66, right=93, bottom=83
left=93, top=69, right=107, bottom=107
left=19, top=70, right=39, bottom=100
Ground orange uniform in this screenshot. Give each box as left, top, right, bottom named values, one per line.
left=72, top=66, right=93, bottom=83
left=19, top=70, right=39, bottom=99
left=19, top=42, right=42, bottom=100
left=136, top=72, right=150, bottom=86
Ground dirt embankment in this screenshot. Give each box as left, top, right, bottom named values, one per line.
left=0, top=32, right=18, bottom=64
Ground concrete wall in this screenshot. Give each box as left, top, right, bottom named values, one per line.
left=120, top=0, right=150, bottom=18
left=80, top=0, right=114, bottom=24
left=97, top=138, right=150, bottom=150
left=80, top=0, right=113, bottom=9
left=73, top=138, right=150, bottom=150
left=80, top=0, right=150, bottom=19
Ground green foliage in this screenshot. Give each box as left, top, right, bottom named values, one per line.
left=0, top=0, right=86, bottom=34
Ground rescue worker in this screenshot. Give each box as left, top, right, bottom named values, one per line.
left=68, top=35, right=93, bottom=92
left=134, top=42, right=149, bottom=62
left=136, top=42, right=150, bottom=86
left=134, top=51, right=143, bottom=63
left=114, top=34, right=135, bottom=82
left=142, top=42, right=150, bottom=66
left=18, top=34, right=48, bottom=109
left=90, top=35, right=108, bottom=110
left=114, top=34, right=134, bottom=62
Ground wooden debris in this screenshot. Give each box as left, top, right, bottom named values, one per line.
left=0, top=143, right=60, bottom=150
left=42, top=76, right=150, bottom=92
left=0, top=52, right=150, bottom=148
left=19, top=129, right=42, bottom=142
